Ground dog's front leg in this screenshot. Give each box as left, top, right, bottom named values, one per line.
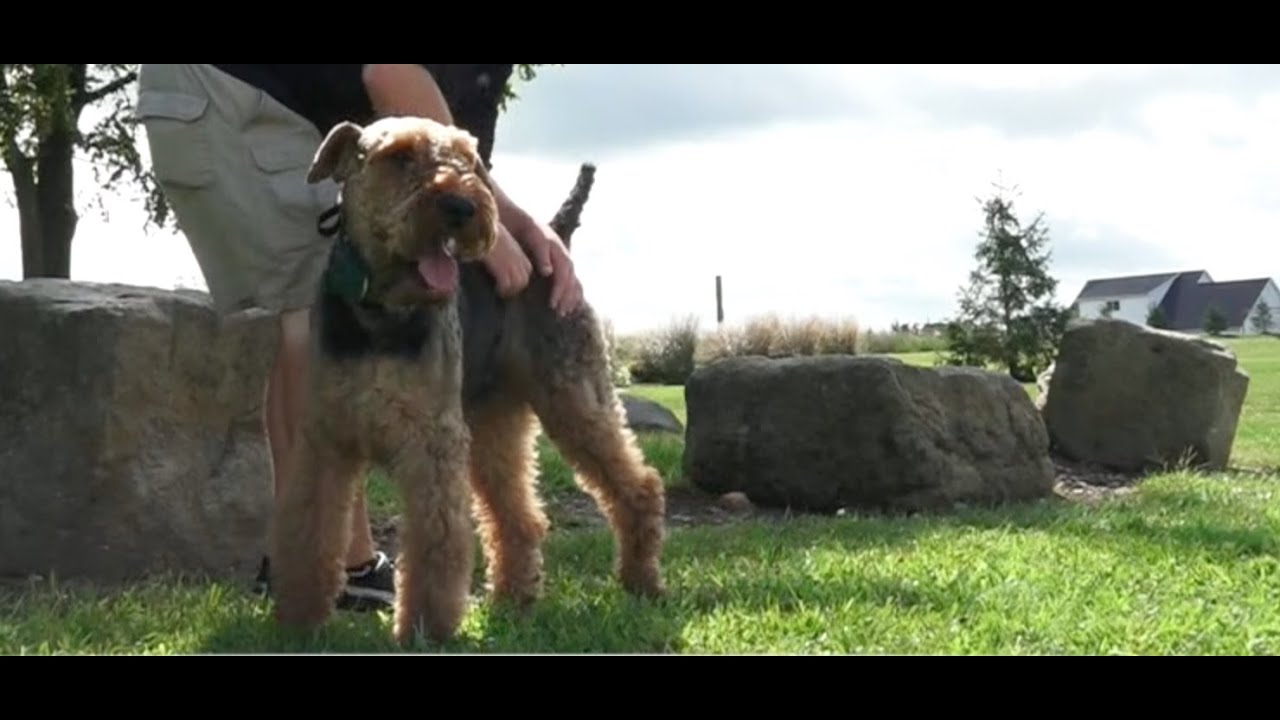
left=271, top=432, right=364, bottom=632
left=388, top=418, right=475, bottom=647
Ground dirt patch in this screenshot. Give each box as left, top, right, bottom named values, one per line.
left=370, top=453, right=1155, bottom=553
left=544, top=484, right=793, bottom=531
left=539, top=454, right=1153, bottom=528
left=1049, top=455, right=1147, bottom=504
left=371, top=485, right=782, bottom=557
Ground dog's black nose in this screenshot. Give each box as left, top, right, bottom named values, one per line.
left=437, top=193, right=475, bottom=228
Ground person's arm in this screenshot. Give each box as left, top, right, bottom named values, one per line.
left=361, top=64, right=452, bottom=123
left=360, top=64, right=536, bottom=237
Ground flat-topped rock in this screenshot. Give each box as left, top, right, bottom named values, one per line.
left=0, top=279, right=276, bottom=583
left=682, top=354, right=1055, bottom=514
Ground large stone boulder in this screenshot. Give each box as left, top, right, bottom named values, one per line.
left=0, top=280, right=277, bottom=584
left=618, top=393, right=683, bottom=435
left=1040, top=319, right=1250, bottom=472
left=682, top=355, right=1055, bottom=514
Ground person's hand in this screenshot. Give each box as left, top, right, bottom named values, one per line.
left=481, top=224, right=533, bottom=298
left=514, top=217, right=584, bottom=317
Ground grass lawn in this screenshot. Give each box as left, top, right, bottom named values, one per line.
left=3, top=337, right=1278, bottom=655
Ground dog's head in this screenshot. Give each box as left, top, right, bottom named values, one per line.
left=307, top=116, right=500, bottom=306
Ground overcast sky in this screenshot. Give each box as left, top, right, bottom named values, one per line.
left=3, top=64, right=1278, bottom=334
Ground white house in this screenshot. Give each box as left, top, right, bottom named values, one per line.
left=1243, top=279, right=1280, bottom=334
left=1072, top=270, right=1278, bottom=335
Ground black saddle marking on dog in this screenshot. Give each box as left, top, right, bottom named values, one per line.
left=316, top=289, right=436, bottom=362
left=458, top=262, right=509, bottom=404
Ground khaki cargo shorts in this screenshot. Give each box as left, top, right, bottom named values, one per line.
left=135, top=64, right=340, bottom=317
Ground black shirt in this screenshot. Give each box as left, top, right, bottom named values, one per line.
left=212, top=64, right=375, bottom=136
left=212, top=63, right=516, bottom=165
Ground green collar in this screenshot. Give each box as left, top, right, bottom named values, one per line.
left=318, top=204, right=370, bottom=305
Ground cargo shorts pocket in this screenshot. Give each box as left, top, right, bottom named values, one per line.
left=134, top=89, right=215, bottom=189
left=244, top=125, right=328, bottom=221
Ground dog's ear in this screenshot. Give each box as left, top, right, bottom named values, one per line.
left=307, top=121, right=364, bottom=184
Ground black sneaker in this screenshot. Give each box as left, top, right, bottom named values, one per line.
left=253, top=552, right=397, bottom=613
left=336, top=552, right=397, bottom=611
left=254, top=556, right=271, bottom=596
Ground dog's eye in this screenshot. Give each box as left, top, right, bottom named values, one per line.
left=383, top=148, right=415, bottom=170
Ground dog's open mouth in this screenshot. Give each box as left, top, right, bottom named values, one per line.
left=407, top=239, right=458, bottom=301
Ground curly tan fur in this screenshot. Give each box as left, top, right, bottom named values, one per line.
left=466, top=396, right=549, bottom=605
left=270, top=116, right=665, bottom=648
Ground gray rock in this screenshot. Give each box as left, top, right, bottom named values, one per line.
left=682, top=354, right=1054, bottom=513
left=0, top=279, right=276, bottom=584
left=619, top=393, right=683, bottom=434
left=1040, top=318, right=1250, bottom=472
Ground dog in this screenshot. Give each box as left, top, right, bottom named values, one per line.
left=269, top=116, right=666, bottom=647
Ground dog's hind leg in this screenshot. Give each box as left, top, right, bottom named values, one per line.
left=388, top=420, right=475, bottom=646
left=465, top=395, right=548, bottom=608
left=271, top=435, right=365, bottom=631
left=520, top=316, right=666, bottom=599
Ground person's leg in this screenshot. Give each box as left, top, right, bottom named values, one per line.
left=263, top=316, right=294, bottom=494
left=270, top=307, right=376, bottom=568
left=136, top=64, right=390, bottom=608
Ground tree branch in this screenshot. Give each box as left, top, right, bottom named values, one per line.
left=549, top=162, right=596, bottom=249
left=77, top=70, right=137, bottom=107
left=0, top=63, right=16, bottom=133
left=0, top=65, right=33, bottom=186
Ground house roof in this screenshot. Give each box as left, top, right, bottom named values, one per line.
left=1075, top=271, right=1204, bottom=300
left=1158, top=277, right=1271, bottom=330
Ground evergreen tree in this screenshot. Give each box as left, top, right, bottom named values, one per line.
left=1249, top=300, right=1272, bottom=334
left=1203, top=304, right=1228, bottom=336
left=943, top=179, right=1072, bottom=382
left=1147, top=304, right=1169, bottom=329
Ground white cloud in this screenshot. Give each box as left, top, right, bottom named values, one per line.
left=895, top=63, right=1166, bottom=91
left=3, top=64, right=1279, bottom=336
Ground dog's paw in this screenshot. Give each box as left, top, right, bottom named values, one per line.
left=620, top=564, right=666, bottom=600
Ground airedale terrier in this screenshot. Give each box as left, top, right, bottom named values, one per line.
left=270, top=116, right=666, bottom=646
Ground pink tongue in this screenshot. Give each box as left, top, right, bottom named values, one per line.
left=417, top=251, right=458, bottom=293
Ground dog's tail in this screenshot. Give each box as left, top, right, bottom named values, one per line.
left=550, top=162, right=596, bottom=250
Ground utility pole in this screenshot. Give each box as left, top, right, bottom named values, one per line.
left=715, top=275, right=724, bottom=327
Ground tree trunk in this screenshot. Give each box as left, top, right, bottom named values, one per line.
left=11, top=132, right=78, bottom=280
left=28, top=128, right=78, bottom=278
left=6, top=148, right=42, bottom=278
left=6, top=64, right=85, bottom=279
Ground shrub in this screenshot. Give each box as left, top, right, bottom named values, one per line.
left=1204, top=305, right=1229, bottom=336
left=599, top=317, right=632, bottom=387
left=1147, top=304, right=1169, bottom=329
left=700, top=314, right=861, bottom=362
left=629, top=314, right=700, bottom=385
